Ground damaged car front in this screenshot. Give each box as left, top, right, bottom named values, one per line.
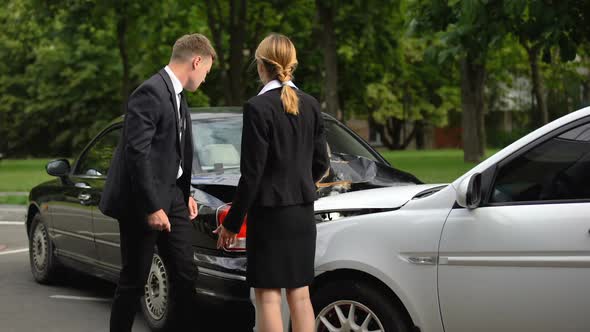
left=185, top=109, right=424, bottom=311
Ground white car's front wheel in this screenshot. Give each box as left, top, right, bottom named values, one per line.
left=312, top=280, right=411, bottom=332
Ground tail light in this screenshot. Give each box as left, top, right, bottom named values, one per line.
left=216, top=204, right=247, bottom=252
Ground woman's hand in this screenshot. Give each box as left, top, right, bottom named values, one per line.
left=213, top=224, right=238, bottom=249
left=188, top=196, right=198, bottom=220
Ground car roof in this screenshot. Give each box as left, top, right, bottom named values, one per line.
left=110, top=106, right=338, bottom=125
left=188, top=106, right=339, bottom=121
left=189, top=106, right=242, bottom=120
left=452, top=106, right=590, bottom=188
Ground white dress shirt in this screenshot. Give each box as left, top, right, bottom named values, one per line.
left=164, top=66, right=184, bottom=179
left=258, top=79, right=298, bottom=96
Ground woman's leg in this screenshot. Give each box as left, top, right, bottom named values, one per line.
left=286, top=286, right=315, bottom=332
left=254, top=288, right=284, bottom=332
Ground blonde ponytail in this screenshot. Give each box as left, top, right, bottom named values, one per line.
left=281, top=84, right=299, bottom=115
left=255, top=34, right=299, bottom=115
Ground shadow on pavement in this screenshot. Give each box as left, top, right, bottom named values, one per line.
left=50, top=270, right=255, bottom=331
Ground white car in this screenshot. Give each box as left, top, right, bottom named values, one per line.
left=265, top=106, right=590, bottom=332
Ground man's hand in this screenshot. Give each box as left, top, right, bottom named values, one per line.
left=147, top=209, right=171, bottom=232
left=213, top=225, right=237, bottom=249
left=188, top=197, right=198, bottom=220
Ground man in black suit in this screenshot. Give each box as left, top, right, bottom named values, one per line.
left=99, top=34, right=216, bottom=332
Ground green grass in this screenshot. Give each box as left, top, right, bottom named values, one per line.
left=0, top=195, right=28, bottom=205
left=0, top=150, right=497, bottom=202
left=380, top=149, right=499, bottom=184
left=0, top=159, right=55, bottom=192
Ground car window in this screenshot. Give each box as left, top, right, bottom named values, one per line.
left=192, top=117, right=243, bottom=173
left=191, top=116, right=381, bottom=173
left=490, top=122, right=590, bottom=203
left=324, top=119, right=378, bottom=162
left=74, top=127, right=121, bottom=177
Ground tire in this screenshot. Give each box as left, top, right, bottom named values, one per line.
left=140, top=253, right=178, bottom=332
left=312, top=279, right=411, bottom=332
left=28, top=213, right=60, bottom=284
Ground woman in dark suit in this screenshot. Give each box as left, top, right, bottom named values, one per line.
left=214, top=34, right=330, bottom=332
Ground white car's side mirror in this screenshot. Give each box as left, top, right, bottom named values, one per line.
left=456, top=172, right=482, bottom=209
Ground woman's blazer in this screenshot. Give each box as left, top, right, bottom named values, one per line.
left=223, top=88, right=330, bottom=233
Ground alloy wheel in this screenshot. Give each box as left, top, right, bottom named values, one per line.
left=315, top=300, right=385, bottom=332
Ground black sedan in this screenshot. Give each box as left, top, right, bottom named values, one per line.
left=26, top=107, right=419, bottom=331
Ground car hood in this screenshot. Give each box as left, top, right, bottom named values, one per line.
left=190, top=154, right=422, bottom=204
left=189, top=154, right=421, bottom=189
left=192, top=172, right=241, bottom=187
left=313, top=183, right=446, bottom=213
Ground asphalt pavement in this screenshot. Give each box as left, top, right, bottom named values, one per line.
left=0, top=205, right=254, bottom=332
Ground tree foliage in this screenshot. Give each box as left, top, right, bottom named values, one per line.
left=0, top=0, right=589, bottom=159
left=409, top=0, right=589, bottom=161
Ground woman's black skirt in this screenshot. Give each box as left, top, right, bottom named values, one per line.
left=245, top=203, right=316, bottom=288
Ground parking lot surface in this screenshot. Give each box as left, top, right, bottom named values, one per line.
left=0, top=205, right=254, bottom=332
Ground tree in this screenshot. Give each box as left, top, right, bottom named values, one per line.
left=199, top=0, right=321, bottom=106
left=203, top=0, right=249, bottom=105
left=315, top=0, right=341, bottom=119
left=544, top=47, right=590, bottom=117
left=332, top=0, right=404, bottom=132
left=34, top=0, right=155, bottom=110
left=2, top=0, right=588, bottom=158
left=0, top=0, right=212, bottom=157
left=411, top=0, right=509, bottom=162
left=366, top=37, right=460, bottom=150
left=0, top=1, right=42, bottom=156
left=504, top=0, right=584, bottom=126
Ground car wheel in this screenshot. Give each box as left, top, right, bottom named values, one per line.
left=141, top=253, right=177, bottom=332
left=29, top=213, right=60, bottom=284
left=312, top=280, right=411, bottom=332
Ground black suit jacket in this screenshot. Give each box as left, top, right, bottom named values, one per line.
left=99, top=68, right=194, bottom=221
left=223, top=88, right=330, bottom=233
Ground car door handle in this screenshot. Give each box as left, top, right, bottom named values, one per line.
left=78, top=193, right=91, bottom=201
left=75, top=182, right=92, bottom=189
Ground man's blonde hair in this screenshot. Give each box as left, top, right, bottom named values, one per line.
left=171, top=33, right=217, bottom=63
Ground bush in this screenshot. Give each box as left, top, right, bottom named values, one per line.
left=487, top=128, right=530, bottom=148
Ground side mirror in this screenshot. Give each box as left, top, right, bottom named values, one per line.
left=456, top=172, right=482, bottom=209
left=46, top=159, right=71, bottom=178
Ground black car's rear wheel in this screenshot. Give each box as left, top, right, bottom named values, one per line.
left=141, top=253, right=177, bottom=332
left=29, top=213, right=60, bottom=283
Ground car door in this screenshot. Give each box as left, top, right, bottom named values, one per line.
left=85, top=126, right=124, bottom=273
left=438, top=119, right=590, bottom=332
left=49, top=130, right=119, bottom=265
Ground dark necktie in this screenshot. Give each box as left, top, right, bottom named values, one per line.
left=178, top=93, right=184, bottom=136
left=179, top=94, right=187, bottom=144
left=178, top=93, right=187, bottom=173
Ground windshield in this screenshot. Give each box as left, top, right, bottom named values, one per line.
left=191, top=115, right=381, bottom=174
left=324, top=119, right=379, bottom=162
left=192, top=116, right=243, bottom=174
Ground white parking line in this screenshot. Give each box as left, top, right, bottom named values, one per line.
left=0, top=207, right=26, bottom=211
left=50, top=295, right=111, bottom=302
left=0, top=221, right=24, bottom=225
left=0, top=248, right=29, bottom=256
